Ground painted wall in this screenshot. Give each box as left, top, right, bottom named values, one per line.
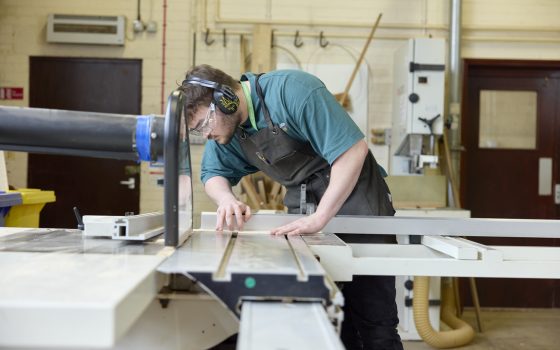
left=0, top=0, right=195, bottom=216
left=2, top=0, right=560, bottom=226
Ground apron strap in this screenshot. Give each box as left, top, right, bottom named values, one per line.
left=255, top=74, right=276, bottom=131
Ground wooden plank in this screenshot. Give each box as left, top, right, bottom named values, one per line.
left=257, top=180, right=267, bottom=207
left=385, top=175, right=447, bottom=208
left=240, top=34, right=249, bottom=72
left=241, top=177, right=262, bottom=209
left=251, top=24, right=272, bottom=73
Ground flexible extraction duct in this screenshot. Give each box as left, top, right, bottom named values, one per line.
left=413, top=277, right=474, bottom=348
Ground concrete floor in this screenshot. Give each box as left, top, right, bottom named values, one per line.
left=404, top=308, right=560, bottom=350
left=212, top=308, right=560, bottom=349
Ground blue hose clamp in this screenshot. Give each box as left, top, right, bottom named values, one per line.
left=136, top=115, right=153, bottom=162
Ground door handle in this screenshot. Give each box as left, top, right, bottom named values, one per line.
left=119, top=177, right=136, bottom=190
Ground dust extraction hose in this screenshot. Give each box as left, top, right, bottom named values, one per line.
left=413, top=276, right=474, bottom=348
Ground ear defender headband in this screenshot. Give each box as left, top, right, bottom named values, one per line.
left=184, top=76, right=239, bottom=114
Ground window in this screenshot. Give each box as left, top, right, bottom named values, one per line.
left=479, top=90, right=537, bottom=149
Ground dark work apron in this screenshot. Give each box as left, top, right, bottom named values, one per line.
left=237, top=74, right=396, bottom=242
left=237, top=74, right=402, bottom=349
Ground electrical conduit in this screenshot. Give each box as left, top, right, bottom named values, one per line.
left=160, top=0, right=168, bottom=114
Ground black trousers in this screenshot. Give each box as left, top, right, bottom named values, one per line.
left=340, top=275, right=403, bottom=350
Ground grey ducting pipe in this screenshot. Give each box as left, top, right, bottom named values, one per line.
left=0, top=106, right=164, bottom=161
left=413, top=276, right=474, bottom=348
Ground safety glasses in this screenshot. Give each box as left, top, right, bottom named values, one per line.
left=189, top=102, right=216, bottom=136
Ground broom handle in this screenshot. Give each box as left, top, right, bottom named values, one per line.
left=339, top=13, right=383, bottom=107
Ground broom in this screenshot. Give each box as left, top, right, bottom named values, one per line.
left=334, top=13, right=383, bottom=111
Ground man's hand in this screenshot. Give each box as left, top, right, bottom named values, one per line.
left=270, top=213, right=327, bottom=236
left=216, top=197, right=252, bottom=231
left=205, top=176, right=252, bottom=231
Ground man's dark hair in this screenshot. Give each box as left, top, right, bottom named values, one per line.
left=180, top=64, right=238, bottom=121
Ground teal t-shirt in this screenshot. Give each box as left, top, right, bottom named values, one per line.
left=201, top=70, right=365, bottom=186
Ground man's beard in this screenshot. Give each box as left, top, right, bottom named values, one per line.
left=216, top=113, right=241, bottom=145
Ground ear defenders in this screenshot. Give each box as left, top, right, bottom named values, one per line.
left=183, top=76, right=239, bottom=114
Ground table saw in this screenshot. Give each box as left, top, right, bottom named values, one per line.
left=1, top=90, right=559, bottom=349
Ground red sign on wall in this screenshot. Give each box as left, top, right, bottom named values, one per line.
left=0, top=87, right=24, bottom=100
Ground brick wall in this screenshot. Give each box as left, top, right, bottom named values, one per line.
left=2, top=0, right=560, bottom=226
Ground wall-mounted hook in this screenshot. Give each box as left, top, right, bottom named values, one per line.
left=294, top=30, right=303, bottom=48
left=222, top=28, right=227, bottom=47
left=319, top=31, right=329, bottom=48
left=204, top=28, right=214, bottom=46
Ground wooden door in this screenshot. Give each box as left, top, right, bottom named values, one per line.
left=28, top=57, right=141, bottom=228
left=461, top=60, right=560, bottom=307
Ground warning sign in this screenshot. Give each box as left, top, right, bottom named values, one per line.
left=0, top=87, right=24, bottom=100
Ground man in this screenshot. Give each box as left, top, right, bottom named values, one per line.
left=182, top=64, right=402, bottom=350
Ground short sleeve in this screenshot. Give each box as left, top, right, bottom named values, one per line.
left=289, top=86, right=365, bottom=164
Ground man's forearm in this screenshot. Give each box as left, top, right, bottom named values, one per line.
left=205, top=176, right=236, bottom=205
left=314, top=140, right=368, bottom=222
left=268, top=140, right=368, bottom=236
